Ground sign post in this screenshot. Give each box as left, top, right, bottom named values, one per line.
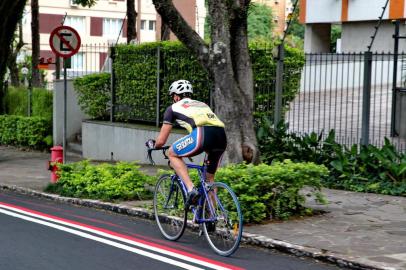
left=49, top=26, right=81, bottom=164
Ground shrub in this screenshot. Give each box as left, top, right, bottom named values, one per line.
left=160, top=160, right=328, bottom=224
left=257, top=119, right=339, bottom=165
left=257, top=120, right=406, bottom=196
left=73, top=73, right=111, bottom=120
left=46, top=160, right=156, bottom=201
left=326, top=140, right=406, bottom=195
left=0, top=115, right=52, bottom=149
left=5, top=86, right=53, bottom=118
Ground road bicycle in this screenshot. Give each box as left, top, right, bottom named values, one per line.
left=147, top=146, right=243, bottom=256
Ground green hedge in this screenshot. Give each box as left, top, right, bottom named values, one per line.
left=5, top=86, right=53, bottom=119
left=161, top=160, right=328, bottom=224
left=46, top=158, right=327, bottom=223
left=0, top=115, right=52, bottom=149
left=45, top=161, right=156, bottom=201
left=113, top=42, right=212, bottom=122
left=74, top=41, right=304, bottom=122
left=73, top=73, right=111, bottom=120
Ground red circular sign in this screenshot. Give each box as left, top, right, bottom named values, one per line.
left=49, top=26, right=81, bottom=58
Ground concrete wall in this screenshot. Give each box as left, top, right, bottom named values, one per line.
left=304, top=24, right=332, bottom=53
left=341, top=21, right=406, bottom=53
left=306, top=0, right=341, bottom=23
left=82, top=121, right=205, bottom=166
left=53, top=79, right=88, bottom=145
left=305, top=20, right=406, bottom=54
left=303, top=0, right=394, bottom=24
left=347, top=0, right=389, bottom=22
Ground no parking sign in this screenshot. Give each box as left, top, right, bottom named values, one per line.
left=49, top=25, right=81, bottom=58
left=49, top=25, right=81, bottom=164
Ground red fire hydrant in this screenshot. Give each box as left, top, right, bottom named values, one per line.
left=48, top=146, right=63, bottom=183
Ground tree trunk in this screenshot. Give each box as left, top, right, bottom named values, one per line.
left=161, top=22, right=170, bottom=41
left=229, top=1, right=259, bottom=163
left=8, top=20, right=25, bottom=87
left=126, top=0, right=137, bottom=44
left=152, top=0, right=259, bottom=164
left=0, top=0, right=26, bottom=113
left=31, top=0, right=41, bottom=87
left=8, top=53, right=20, bottom=87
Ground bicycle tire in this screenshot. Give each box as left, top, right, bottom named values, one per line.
left=153, top=174, right=187, bottom=241
left=202, top=182, right=243, bottom=256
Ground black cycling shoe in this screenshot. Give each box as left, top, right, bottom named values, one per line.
left=185, top=188, right=199, bottom=209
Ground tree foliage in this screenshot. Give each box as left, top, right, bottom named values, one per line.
left=247, top=3, right=274, bottom=41
left=205, top=3, right=274, bottom=41
left=287, top=2, right=304, bottom=39
left=72, top=0, right=97, bottom=7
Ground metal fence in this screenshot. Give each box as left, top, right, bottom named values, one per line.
left=61, top=43, right=112, bottom=79
left=66, top=43, right=406, bottom=153
left=285, top=52, right=406, bottom=152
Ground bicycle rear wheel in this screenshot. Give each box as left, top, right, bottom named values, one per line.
left=153, top=174, right=187, bottom=241
left=202, top=182, right=243, bottom=256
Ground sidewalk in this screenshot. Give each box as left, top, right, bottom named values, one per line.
left=0, top=145, right=405, bottom=270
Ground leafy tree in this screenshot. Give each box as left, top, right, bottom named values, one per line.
left=247, top=3, right=274, bottom=41
left=152, top=0, right=260, bottom=164
left=0, top=0, right=26, bottom=113
left=288, top=2, right=304, bottom=39
left=205, top=3, right=274, bottom=41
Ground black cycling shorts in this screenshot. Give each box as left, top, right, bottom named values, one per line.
left=172, top=126, right=227, bottom=174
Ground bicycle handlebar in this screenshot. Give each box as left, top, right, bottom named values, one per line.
left=147, top=146, right=170, bottom=165
left=146, top=145, right=194, bottom=166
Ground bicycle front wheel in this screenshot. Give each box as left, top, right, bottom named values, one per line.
left=202, top=182, right=243, bottom=256
left=153, top=174, right=187, bottom=241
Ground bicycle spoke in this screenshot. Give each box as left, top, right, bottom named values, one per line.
left=202, top=182, right=243, bottom=256
left=154, top=175, right=187, bottom=241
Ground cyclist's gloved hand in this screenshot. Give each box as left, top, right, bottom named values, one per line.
left=146, top=139, right=156, bottom=149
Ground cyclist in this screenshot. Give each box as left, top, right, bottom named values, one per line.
left=147, top=80, right=227, bottom=207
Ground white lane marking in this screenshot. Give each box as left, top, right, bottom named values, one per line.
left=0, top=203, right=240, bottom=270
left=0, top=208, right=203, bottom=270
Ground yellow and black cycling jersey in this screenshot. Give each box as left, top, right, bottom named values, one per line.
left=163, top=98, right=225, bottom=133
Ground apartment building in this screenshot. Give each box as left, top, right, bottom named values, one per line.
left=21, top=0, right=206, bottom=80
left=300, top=0, right=406, bottom=53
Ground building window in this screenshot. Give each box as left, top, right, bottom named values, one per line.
left=149, top=20, right=156, bottom=31
left=65, top=16, right=86, bottom=35
left=141, top=20, right=146, bottom=30
left=69, top=52, right=84, bottom=71
left=103, top=18, right=123, bottom=38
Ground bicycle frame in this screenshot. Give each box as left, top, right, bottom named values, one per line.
left=148, top=147, right=227, bottom=224
left=171, top=162, right=225, bottom=224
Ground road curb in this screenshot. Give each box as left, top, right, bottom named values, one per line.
left=0, top=185, right=393, bottom=270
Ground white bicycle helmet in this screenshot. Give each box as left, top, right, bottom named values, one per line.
left=169, top=80, right=193, bottom=95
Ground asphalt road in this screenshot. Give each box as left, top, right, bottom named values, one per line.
left=0, top=190, right=345, bottom=270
